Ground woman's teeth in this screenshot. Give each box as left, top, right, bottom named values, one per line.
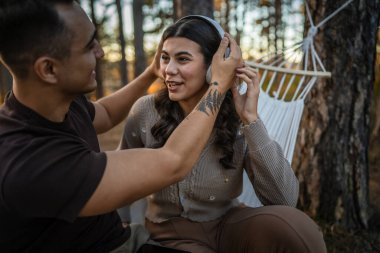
left=167, top=82, right=180, bottom=88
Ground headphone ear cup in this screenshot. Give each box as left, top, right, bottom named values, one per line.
left=225, top=47, right=231, bottom=58
left=237, top=81, right=247, bottom=95
left=206, top=65, right=212, bottom=84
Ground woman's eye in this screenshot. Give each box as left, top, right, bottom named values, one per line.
left=178, top=57, right=189, bottom=62
left=160, top=55, right=169, bottom=61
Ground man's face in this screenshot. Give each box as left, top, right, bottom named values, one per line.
left=55, top=3, right=104, bottom=96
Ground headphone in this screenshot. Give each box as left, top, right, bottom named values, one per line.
left=175, top=15, right=247, bottom=95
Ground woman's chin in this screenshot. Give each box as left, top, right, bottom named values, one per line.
left=168, top=93, right=181, bottom=102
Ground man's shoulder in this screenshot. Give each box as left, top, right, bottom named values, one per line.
left=0, top=101, right=30, bottom=144
left=70, top=95, right=95, bottom=118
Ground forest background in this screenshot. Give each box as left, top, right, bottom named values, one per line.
left=1, top=0, right=379, bottom=252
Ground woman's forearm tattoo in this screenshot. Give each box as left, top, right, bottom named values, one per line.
left=196, top=85, right=225, bottom=116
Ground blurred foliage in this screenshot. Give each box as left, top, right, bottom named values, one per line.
left=2, top=0, right=377, bottom=99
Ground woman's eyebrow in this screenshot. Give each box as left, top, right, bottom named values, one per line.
left=175, top=51, right=192, bottom=57
left=161, top=50, right=193, bottom=56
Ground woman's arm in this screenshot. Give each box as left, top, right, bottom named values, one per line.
left=232, top=65, right=298, bottom=206
left=242, top=120, right=299, bottom=206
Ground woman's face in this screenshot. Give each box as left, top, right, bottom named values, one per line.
left=160, top=37, right=209, bottom=112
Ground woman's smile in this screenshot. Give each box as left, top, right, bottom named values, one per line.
left=166, top=80, right=184, bottom=92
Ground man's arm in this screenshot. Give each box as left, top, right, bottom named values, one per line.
left=80, top=34, right=242, bottom=216
left=92, top=40, right=163, bottom=134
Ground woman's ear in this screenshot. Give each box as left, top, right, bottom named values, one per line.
left=33, top=57, right=59, bottom=84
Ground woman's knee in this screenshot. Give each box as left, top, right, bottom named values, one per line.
left=220, top=206, right=327, bottom=253
left=259, top=206, right=326, bottom=253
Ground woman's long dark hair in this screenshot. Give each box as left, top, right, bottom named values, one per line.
left=151, top=18, right=240, bottom=169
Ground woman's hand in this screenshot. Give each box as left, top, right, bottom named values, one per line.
left=231, top=65, right=260, bottom=125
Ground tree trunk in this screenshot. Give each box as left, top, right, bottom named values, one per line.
left=116, top=0, right=129, bottom=86
left=133, top=0, right=147, bottom=77
left=293, top=0, right=380, bottom=229
left=223, top=0, right=230, bottom=33
left=371, top=88, right=380, bottom=140
left=89, top=0, right=104, bottom=98
left=371, top=40, right=380, bottom=141
left=274, top=0, right=282, bottom=52
left=231, top=0, right=248, bottom=46
left=173, top=0, right=214, bottom=18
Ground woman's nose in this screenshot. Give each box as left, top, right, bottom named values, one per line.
left=165, top=60, right=178, bottom=75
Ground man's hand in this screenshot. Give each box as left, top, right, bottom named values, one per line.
left=147, top=38, right=164, bottom=79
left=209, top=33, right=243, bottom=94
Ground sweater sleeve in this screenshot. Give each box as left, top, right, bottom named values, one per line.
left=242, top=118, right=299, bottom=207
left=120, top=96, right=150, bottom=149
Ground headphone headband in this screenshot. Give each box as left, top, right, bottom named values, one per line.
left=175, top=15, right=225, bottom=39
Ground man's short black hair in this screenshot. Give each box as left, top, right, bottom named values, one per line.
left=0, top=0, right=76, bottom=78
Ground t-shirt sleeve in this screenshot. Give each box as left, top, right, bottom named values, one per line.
left=2, top=136, right=107, bottom=222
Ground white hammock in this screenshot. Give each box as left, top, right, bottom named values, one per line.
left=238, top=0, right=353, bottom=207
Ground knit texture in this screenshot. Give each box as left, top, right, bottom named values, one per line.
left=120, top=95, right=299, bottom=222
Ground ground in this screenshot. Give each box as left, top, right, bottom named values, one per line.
left=98, top=122, right=380, bottom=253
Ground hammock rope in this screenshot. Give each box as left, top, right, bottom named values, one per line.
left=239, top=0, right=354, bottom=207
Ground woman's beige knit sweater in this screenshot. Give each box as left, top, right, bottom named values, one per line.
left=120, top=95, right=299, bottom=223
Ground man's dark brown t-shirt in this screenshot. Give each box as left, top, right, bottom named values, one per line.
left=0, top=92, right=130, bottom=252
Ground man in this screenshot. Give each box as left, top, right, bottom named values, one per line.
left=0, top=0, right=242, bottom=252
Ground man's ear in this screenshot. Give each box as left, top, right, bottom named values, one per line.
left=33, top=57, right=60, bottom=84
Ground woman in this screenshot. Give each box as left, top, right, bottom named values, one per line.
left=120, top=17, right=326, bottom=253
